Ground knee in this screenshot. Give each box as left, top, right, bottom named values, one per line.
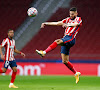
left=13, top=69, right=17, bottom=72
left=62, top=60, right=68, bottom=64
left=54, top=39, right=62, bottom=44
left=54, top=40, right=59, bottom=43
left=2, top=69, right=7, bottom=73
left=62, top=58, right=69, bottom=64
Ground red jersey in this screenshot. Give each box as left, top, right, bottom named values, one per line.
left=1, top=38, right=15, bottom=61
left=62, top=17, right=82, bottom=38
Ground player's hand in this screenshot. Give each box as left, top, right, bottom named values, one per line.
left=1, top=54, right=5, bottom=60
left=62, top=24, right=68, bottom=28
left=21, top=52, right=25, bottom=58
left=41, top=23, right=46, bottom=28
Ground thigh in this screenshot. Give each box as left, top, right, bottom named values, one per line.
left=55, top=39, right=63, bottom=45
left=3, top=61, right=10, bottom=69
left=10, top=60, right=17, bottom=69
left=61, top=45, right=70, bottom=55
left=61, top=53, right=69, bottom=63
left=61, top=36, right=75, bottom=47
left=12, top=67, right=17, bottom=72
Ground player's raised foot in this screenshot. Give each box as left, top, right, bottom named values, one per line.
left=75, top=72, right=81, bottom=84
left=36, top=50, right=46, bottom=57
left=9, top=84, right=18, bottom=88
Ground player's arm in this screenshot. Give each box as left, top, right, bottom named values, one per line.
left=14, top=48, right=25, bottom=57
left=0, top=45, right=5, bottom=60
left=63, top=17, right=82, bottom=28
left=62, top=21, right=80, bottom=28
left=67, top=21, right=80, bottom=27
left=41, top=21, right=63, bottom=28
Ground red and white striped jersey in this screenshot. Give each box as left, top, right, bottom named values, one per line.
left=62, top=16, right=82, bottom=38
left=1, top=38, right=15, bottom=61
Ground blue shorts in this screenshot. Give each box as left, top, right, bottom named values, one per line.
left=61, top=35, right=75, bottom=55
left=4, top=60, right=17, bottom=69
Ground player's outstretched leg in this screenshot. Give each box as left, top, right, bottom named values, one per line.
left=36, top=41, right=57, bottom=57
left=36, top=39, right=63, bottom=57
left=9, top=67, right=18, bottom=88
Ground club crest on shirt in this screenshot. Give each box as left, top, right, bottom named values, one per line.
left=10, top=46, right=14, bottom=49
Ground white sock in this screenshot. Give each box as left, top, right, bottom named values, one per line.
left=43, top=51, right=46, bottom=54
left=10, top=83, right=13, bottom=85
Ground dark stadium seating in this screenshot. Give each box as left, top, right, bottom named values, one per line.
left=0, top=0, right=33, bottom=43
left=17, top=0, right=100, bottom=60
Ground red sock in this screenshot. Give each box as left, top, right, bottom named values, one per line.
left=64, top=61, right=76, bottom=74
left=11, top=72, right=17, bottom=83
left=0, top=68, right=3, bottom=73
left=45, top=42, right=57, bottom=53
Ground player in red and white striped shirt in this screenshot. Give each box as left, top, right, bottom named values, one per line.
left=36, top=7, right=82, bottom=83
left=0, top=29, right=25, bottom=88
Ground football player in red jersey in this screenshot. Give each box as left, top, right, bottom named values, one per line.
left=36, top=7, right=82, bottom=83
left=0, top=29, right=25, bottom=88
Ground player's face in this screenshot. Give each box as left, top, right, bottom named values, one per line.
left=69, top=11, right=78, bottom=19
left=8, top=30, right=14, bottom=38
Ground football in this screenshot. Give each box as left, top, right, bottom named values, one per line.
left=27, top=7, right=38, bottom=17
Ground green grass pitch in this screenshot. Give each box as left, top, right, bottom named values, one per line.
left=0, top=75, right=100, bottom=90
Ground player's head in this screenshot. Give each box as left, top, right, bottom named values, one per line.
left=69, top=7, right=78, bottom=19
left=8, top=29, right=14, bottom=38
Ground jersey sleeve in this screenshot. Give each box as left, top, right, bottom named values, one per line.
left=1, top=39, right=7, bottom=47
left=76, top=17, right=82, bottom=26
left=62, top=18, right=68, bottom=23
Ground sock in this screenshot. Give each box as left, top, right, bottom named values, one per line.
left=64, top=61, right=76, bottom=74
left=44, top=42, right=57, bottom=53
left=10, top=83, right=13, bottom=85
left=0, top=68, right=3, bottom=73
left=43, top=51, right=46, bottom=54
left=11, top=72, right=17, bottom=83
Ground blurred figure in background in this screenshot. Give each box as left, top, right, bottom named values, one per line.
left=0, top=29, right=25, bottom=88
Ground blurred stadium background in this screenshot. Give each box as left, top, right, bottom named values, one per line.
left=0, top=0, right=100, bottom=76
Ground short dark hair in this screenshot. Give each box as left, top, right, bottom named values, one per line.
left=8, top=29, right=14, bottom=33
left=70, top=7, right=77, bottom=11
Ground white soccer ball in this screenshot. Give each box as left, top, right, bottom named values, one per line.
left=27, top=7, right=38, bottom=17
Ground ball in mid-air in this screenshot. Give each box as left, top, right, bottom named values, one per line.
left=27, top=7, right=38, bottom=17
